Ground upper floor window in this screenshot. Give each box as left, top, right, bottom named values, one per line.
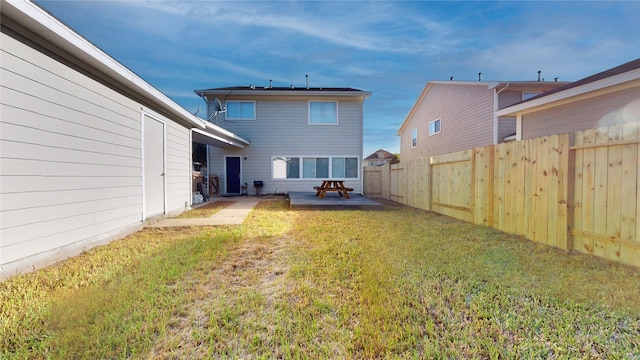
left=429, top=118, right=441, bottom=136
left=523, top=92, right=541, bottom=100
left=226, top=101, right=255, bottom=120
left=309, top=101, right=338, bottom=124
left=411, top=128, right=418, bottom=148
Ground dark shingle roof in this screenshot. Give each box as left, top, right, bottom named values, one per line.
left=517, top=58, right=640, bottom=104
left=364, top=149, right=394, bottom=161
left=196, top=86, right=365, bottom=92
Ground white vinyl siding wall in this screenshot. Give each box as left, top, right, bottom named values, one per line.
left=165, top=121, right=191, bottom=212
left=210, top=97, right=363, bottom=194
left=0, top=30, right=191, bottom=276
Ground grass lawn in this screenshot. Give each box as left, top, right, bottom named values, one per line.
left=1, top=200, right=639, bottom=359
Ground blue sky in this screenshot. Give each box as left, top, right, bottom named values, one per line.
left=36, top=1, right=640, bottom=156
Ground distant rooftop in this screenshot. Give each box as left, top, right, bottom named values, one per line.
left=194, top=85, right=371, bottom=98
left=516, top=58, right=640, bottom=103
left=197, top=86, right=365, bottom=92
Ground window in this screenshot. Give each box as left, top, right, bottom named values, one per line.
left=523, top=92, right=541, bottom=100
left=303, top=157, right=329, bottom=178
left=429, top=118, right=441, bottom=136
left=226, top=101, right=255, bottom=120
left=273, top=156, right=357, bottom=179
left=272, top=157, right=299, bottom=179
left=331, top=157, right=358, bottom=178
left=309, top=101, right=338, bottom=124
left=411, top=128, right=418, bottom=148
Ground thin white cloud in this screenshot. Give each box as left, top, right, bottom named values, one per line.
left=113, top=1, right=454, bottom=55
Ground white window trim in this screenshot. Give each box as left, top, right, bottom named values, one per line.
left=308, top=100, right=339, bottom=125
left=429, top=118, right=441, bottom=136
left=411, top=128, right=418, bottom=148
left=225, top=100, right=256, bottom=120
left=271, top=155, right=360, bottom=180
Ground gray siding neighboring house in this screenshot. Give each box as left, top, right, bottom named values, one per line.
left=496, top=59, right=640, bottom=140
left=194, top=87, right=371, bottom=195
left=0, top=0, right=246, bottom=279
left=397, top=80, right=568, bottom=162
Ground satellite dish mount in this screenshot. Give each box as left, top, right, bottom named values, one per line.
left=207, top=98, right=226, bottom=124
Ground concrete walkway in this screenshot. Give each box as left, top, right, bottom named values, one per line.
left=149, top=197, right=261, bottom=228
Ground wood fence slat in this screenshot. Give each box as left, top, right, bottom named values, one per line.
left=431, top=162, right=439, bottom=210
left=523, top=138, right=533, bottom=239
left=530, top=138, right=539, bottom=242
left=474, top=146, right=493, bottom=226
left=636, top=122, right=640, bottom=267
left=581, top=128, right=596, bottom=254
left=606, top=125, right=623, bottom=262
left=470, top=148, right=476, bottom=223
left=572, top=130, right=585, bottom=253
left=547, top=135, right=560, bottom=247
left=496, top=144, right=506, bottom=231
left=474, top=148, right=486, bottom=225
left=515, top=140, right=526, bottom=235
left=538, top=136, right=550, bottom=245
left=556, top=134, right=569, bottom=250
left=628, top=122, right=640, bottom=267
left=593, top=127, right=609, bottom=258
left=505, top=143, right=516, bottom=234
left=423, top=158, right=432, bottom=210
left=621, top=123, right=638, bottom=249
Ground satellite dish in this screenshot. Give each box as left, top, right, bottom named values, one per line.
left=213, top=98, right=226, bottom=113
left=207, top=98, right=227, bottom=124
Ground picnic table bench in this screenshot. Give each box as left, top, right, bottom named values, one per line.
left=314, top=180, right=353, bottom=199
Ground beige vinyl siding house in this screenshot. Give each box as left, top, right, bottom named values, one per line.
left=398, top=80, right=569, bottom=162
left=399, top=83, right=494, bottom=162
left=0, top=0, right=246, bottom=279
left=497, top=59, right=640, bottom=140
left=195, top=88, right=370, bottom=195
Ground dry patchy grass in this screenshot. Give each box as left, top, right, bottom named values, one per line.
left=1, top=200, right=639, bottom=359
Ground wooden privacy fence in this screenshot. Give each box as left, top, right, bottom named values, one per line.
left=364, top=124, right=640, bottom=267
